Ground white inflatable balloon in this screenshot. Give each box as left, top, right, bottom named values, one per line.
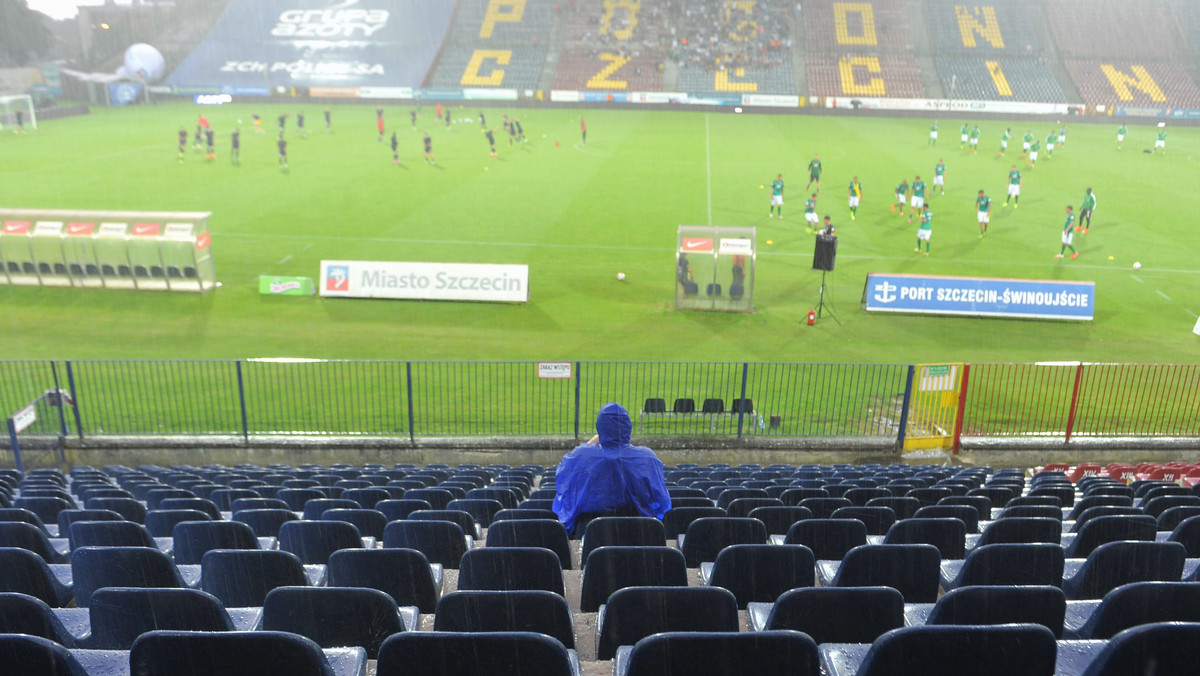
left=123, top=43, right=166, bottom=82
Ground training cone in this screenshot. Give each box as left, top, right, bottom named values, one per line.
left=807, top=308, right=816, bottom=326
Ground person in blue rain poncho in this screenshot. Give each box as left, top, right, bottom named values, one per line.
left=553, top=402, right=672, bottom=535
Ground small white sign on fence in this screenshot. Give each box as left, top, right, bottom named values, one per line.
left=11, top=404, right=36, bottom=433
left=1193, top=316, right=1200, bottom=337
left=537, top=362, right=572, bottom=379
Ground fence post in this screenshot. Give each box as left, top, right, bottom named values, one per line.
left=736, top=362, right=749, bottom=439
left=897, top=365, right=915, bottom=450
left=64, top=361, right=84, bottom=439
left=951, top=364, right=972, bottom=455
left=49, top=361, right=69, bottom=438
left=8, top=418, right=22, bottom=474
left=405, top=362, right=416, bottom=444
left=573, top=362, right=582, bottom=442
left=1064, top=362, right=1085, bottom=443
left=235, top=361, right=249, bottom=443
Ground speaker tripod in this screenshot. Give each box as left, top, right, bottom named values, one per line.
left=815, top=269, right=841, bottom=325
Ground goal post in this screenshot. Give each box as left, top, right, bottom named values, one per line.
left=0, top=94, right=36, bottom=132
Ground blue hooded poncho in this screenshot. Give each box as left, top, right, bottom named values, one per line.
left=553, top=402, right=672, bottom=534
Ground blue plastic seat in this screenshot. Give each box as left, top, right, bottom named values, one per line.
left=798, top=497, right=853, bottom=520
left=321, top=508, right=387, bottom=540
left=445, top=498, right=504, bottom=527
left=56, top=509, right=124, bottom=537
left=145, top=488, right=196, bottom=510
left=0, top=591, right=78, bottom=646
left=944, top=542, right=1065, bottom=588
left=1065, top=581, right=1200, bottom=639
left=747, top=506, right=812, bottom=536
left=914, top=505, right=979, bottom=533
left=680, top=517, right=767, bottom=567
left=383, top=520, right=469, bottom=569
left=277, top=488, right=325, bottom=512
left=1064, top=515, right=1157, bottom=558
left=13, top=497, right=74, bottom=526
left=595, top=586, right=739, bottom=660
left=661, top=507, right=726, bottom=540
left=68, top=520, right=158, bottom=550
left=579, top=516, right=665, bottom=564
left=883, top=518, right=966, bottom=559
left=376, top=499, right=434, bottom=522
left=925, top=585, right=1066, bottom=638
left=376, top=631, right=572, bottom=676
left=0, top=507, right=53, bottom=536
left=785, top=519, right=868, bottom=561
left=87, top=587, right=235, bottom=649
left=71, top=546, right=189, bottom=607
left=157, top=497, right=222, bottom=520
left=84, top=496, right=146, bottom=524
left=0, top=521, right=68, bottom=563
left=406, top=488, right=457, bottom=511
left=229, top=497, right=290, bottom=513
left=1030, top=484, right=1075, bottom=508
left=1142, top=495, right=1200, bottom=519
left=843, top=624, right=1058, bottom=676
left=623, top=630, right=820, bottom=676
left=433, top=590, right=574, bottom=648
left=975, top=517, right=1061, bottom=546
left=458, top=547, right=564, bottom=595
left=409, top=509, right=481, bottom=539
left=301, top=498, right=362, bottom=521
left=580, top=546, right=689, bottom=612
left=704, top=544, right=814, bottom=607
left=754, top=586, right=903, bottom=644
left=831, top=544, right=942, bottom=603
left=263, top=585, right=404, bottom=659
left=232, top=508, right=297, bottom=538
left=1000, top=504, right=1062, bottom=520
left=129, top=629, right=358, bottom=676
left=1062, top=541, right=1186, bottom=600
left=208, top=489, right=261, bottom=512
left=0, top=633, right=90, bottom=676
left=327, top=548, right=441, bottom=613
left=779, top=488, right=830, bottom=505
left=485, top=518, right=573, bottom=570
left=172, top=520, right=260, bottom=565
left=831, top=506, right=895, bottom=536
left=0, top=547, right=73, bottom=607
left=968, top=487, right=1015, bottom=508
left=1068, top=495, right=1134, bottom=520
left=1078, top=622, right=1200, bottom=676
left=144, top=509, right=212, bottom=537
left=200, top=549, right=309, bottom=607
left=1071, top=506, right=1143, bottom=533
left=905, top=487, right=954, bottom=508
left=493, top=508, right=558, bottom=521
left=278, top=520, right=363, bottom=565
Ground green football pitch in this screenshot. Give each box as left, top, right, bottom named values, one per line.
left=1, top=103, right=1196, bottom=363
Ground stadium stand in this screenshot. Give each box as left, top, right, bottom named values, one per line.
left=667, top=0, right=797, bottom=94
left=1064, top=60, right=1200, bottom=108
left=805, top=53, right=924, bottom=98
left=935, top=58, right=1065, bottom=102
left=802, top=0, right=911, bottom=53
left=553, top=0, right=668, bottom=91
left=925, top=0, right=1043, bottom=55
left=425, top=0, right=556, bottom=90
left=1046, top=0, right=1186, bottom=60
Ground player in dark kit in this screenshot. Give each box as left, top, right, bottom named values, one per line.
left=177, top=127, right=188, bottom=160
left=445, top=109, right=451, bottom=129
left=204, top=129, right=215, bottom=160
left=231, top=128, right=240, bottom=164
left=485, top=127, right=497, bottom=156
left=14, top=109, right=23, bottom=133
left=193, top=124, right=203, bottom=150
left=508, top=120, right=516, bottom=145
left=479, top=111, right=486, bottom=128
left=296, top=112, right=307, bottom=138
left=514, top=119, right=525, bottom=143
left=391, top=132, right=399, bottom=163
left=423, top=132, right=435, bottom=164
left=409, top=109, right=416, bottom=129
left=277, top=113, right=287, bottom=135
left=277, top=137, right=288, bottom=169
left=324, top=108, right=331, bottom=132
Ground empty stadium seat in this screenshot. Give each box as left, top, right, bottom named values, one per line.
left=1062, top=541, right=1186, bottom=600
left=277, top=520, right=363, bottom=565
left=433, top=590, right=575, bottom=648
left=86, top=587, right=236, bottom=649
left=580, top=546, right=689, bottom=612
left=825, top=623, right=1058, bottom=676
left=199, top=549, right=309, bottom=608
left=595, top=586, right=739, bottom=660
left=621, top=630, right=820, bottom=676
left=263, top=586, right=404, bottom=659
left=703, top=544, right=815, bottom=607
left=680, top=517, right=767, bottom=567
left=458, top=547, right=564, bottom=596
left=129, top=629, right=364, bottom=676
left=1077, top=622, right=1200, bottom=676
left=328, top=548, right=441, bottom=613
left=0, top=591, right=78, bottom=646
left=70, top=546, right=191, bottom=608
left=749, top=586, right=904, bottom=643
left=383, top=520, right=471, bottom=569
left=827, top=544, right=942, bottom=603
left=376, top=631, right=572, bottom=676
left=1065, top=581, right=1200, bottom=639
left=172, top=520, right=260, bottom=565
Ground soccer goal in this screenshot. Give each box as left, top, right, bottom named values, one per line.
left=0, top=94, right=36, bottom=132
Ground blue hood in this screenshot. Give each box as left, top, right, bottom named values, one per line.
left=596, top=402, right=632, bottom=448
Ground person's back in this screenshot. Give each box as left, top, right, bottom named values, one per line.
left=553, top=403, right=671, bottom=534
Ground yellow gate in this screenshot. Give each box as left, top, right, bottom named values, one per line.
left=902, top=363, right=964, bottom=452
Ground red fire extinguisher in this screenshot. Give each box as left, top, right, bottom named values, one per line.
left=807, top=308, right=816, bottom=326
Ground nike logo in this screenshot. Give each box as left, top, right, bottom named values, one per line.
left=683, top=239, right=713, bottom=250
left=68, top=224, right=93, bottom=234
left=133, top=224, right=158, bottom=235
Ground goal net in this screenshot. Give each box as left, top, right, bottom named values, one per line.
left=0, top=94, right=36, bottom=132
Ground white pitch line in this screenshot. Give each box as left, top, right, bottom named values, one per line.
left=705, top=114, right=713, bottom=226
left=1130, top=275, right=1144, bottom=284
left=1156, top=290, right=1172, bottom=302
left=277, top=255, right=293, bottom=265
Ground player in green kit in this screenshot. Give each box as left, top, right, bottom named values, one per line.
left=1077, top=188, right=1096, bottom=233
left=847, top=176, right=863, bottom=220
left=933, top=160, right=946, bottom=195
left=1058, top=124, right=1066, bottom=147
left=1022, top=130, right=1034, bottom=156
left=806, top=154, right=822, bottom=193
left=1045, top=131, right=1056, bottom=158
left=770, top=174, right=785, bottom=219
left=893, top=178, right=909, bottom=216
left=929, top=120, right=938, bottom=145
left=908, top=176, right=926, bottom=223
left=1117, top=124, right=1127, bottom=149
left=1056, top=206, right=1078, bottom=259
left=960, top=122, right=970, bottom=149
left=1004, top=165, right=1021, bottom=208
left=998, top=128, right=1011, bottom=157
left=915, top=205, right=932, bottom=255
left=1028, top=138, right=1040, bottom=167
left=1155, top=127, right=1167, bottom=154
left=976, top=189, right=991, bottom=236
left=804, top=194, right=819, bottom=231
left=969, top=125, right=981, bottom=153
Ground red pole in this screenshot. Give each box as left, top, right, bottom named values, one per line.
left=952, top=364, right=971, bottom=455
left=1064, top=362, right=1085, bottom=443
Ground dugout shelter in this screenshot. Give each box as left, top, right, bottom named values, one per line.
left=675, top=226, right=756, bottom=313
